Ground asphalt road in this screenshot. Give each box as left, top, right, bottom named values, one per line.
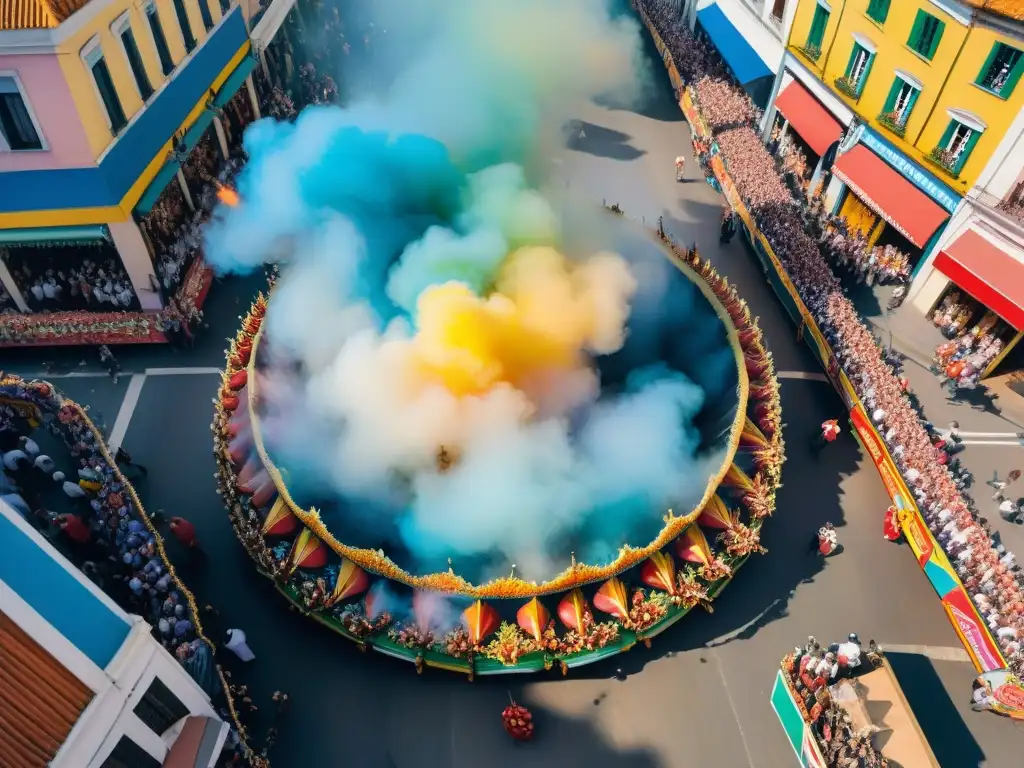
left=4, top=32, right=1021, bottom=768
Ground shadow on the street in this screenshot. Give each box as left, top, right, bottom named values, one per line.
left=569, top=121, right=647, bottom=161
left=886, top=652, right=985, bottom=768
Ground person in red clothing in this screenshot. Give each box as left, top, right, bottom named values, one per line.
left=58, top=514, right=91, bottom=544
left=169, top=516, right=199, bottom=549
left=812, top=419, right=841, bottom=453
left=883, top=506, right=902, bottom=542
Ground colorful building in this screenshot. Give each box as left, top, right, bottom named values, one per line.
left=684, top=0, right=800, bottom=109
left=0, top=0, right=261, bottom=334
left=0, top=497, right=227, bottom=765
left=761, top=0, right=1024, bottom=274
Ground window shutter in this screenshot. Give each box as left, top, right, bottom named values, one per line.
left=845, top=46, right=858, bottom=77
left=908, top=11, right=925, bottom=50
left=957, top=129, right=982, bottom=173
left=938, top=120, right=956, bottom=150
left=883, top=78, right=902, bottom=112
left=904, top=86, right=920, bottom=118
left=1004, top=48, right=1024, bottom=97
left=860, top=53, right=875, bottom=90
left=927, top=19, right=945, bottom=59
left=975, top=44, right=999, bottom=86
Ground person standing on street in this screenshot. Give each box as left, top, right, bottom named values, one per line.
left=115, top=446, right=148, bottom=477
left=224, top=628, right=255, bottom=662
left=989, top=469, right=1021, bottom=500
left=719, top=209, right=736, bottom=244
left=169, top=516, right=199, bottom=549
left=98, top=345, right=120, bottom=385
left=675, top=155, right=686, bottom=182
left=812, top=419, right=842, bottom=453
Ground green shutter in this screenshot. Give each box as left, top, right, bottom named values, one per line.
left=883, top=78, right=902, bottom=111
left=904, top=85, right=920, bottom=119
left=939, top=120, right=956, bottom=149
left=927, top=19, right=945, bottom=59
left=956, top=129, right=982, bottom=173
left=809, top=5, right=828, bottom=48
left=1004, top=49, right=1024, bottom=98
left=860, top=53, right=875, bottom=92
left=867, top=0, right=890, bottom=24
left=908, top=10, right=925, bottom=50
left=976, top=44, right=1000, bottom=87
left=845, top=45, right=858, bottom=77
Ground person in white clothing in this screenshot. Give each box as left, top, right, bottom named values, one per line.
left=53, top=471, right=87, bottom=498
left=224, top=628, right=255, bottom=661
left=19, top=435, right=39, bottom=458
left=2, top=448, right=29, bottom=471
left=675, top=156, right=685, bottom=181
left=34, top=454, right=56, bottom=474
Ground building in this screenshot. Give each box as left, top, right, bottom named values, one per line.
left=683, top=0, right=800, bottom=110
left=761, top=0, right=1024, bottom=277
left=0, top=497, right=227, bottom=766
left=0, top=0, right=261, bottom=337
left=906, top=104, right=1024, bottom=378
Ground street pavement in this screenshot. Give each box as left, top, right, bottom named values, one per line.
left=3, top=33, right=1021, bottom=768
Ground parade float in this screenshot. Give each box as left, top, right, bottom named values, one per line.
left=213, top=206, right=785, bottom=677
left=771, top=635, right=940, bottom=768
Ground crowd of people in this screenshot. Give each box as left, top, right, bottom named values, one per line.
left=636, top=0, right=1024, bottom=677
left=4, top=252, right=141, bottom=313
left=783, top=634, right=888, bottom=767
left=931, top=294, right=1006, bottom=391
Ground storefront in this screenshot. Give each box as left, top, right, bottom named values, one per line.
left=768, top=75, right=846, bottom=196
left=910, top=220, right=1024, bottom=378
left=824, top=128, right=959, bottom=273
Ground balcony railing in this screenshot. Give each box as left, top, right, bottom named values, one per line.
left=834, top=75, right=864, bottom=100
left=969, top=189, right=1024, bottom=226
left=927, top=146, right=963, bottom=178
left=876, top=111, right=908, bottom=139
left=799, top=44, right=822, bottom=61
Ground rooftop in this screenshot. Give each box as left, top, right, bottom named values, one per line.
left=0, top=0, right=91, bottom=31
left=963, top=0, right=1024, bottom=22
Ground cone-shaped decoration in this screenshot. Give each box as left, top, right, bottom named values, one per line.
left=593, top=577, right=629, bottom=621
left=516, top=597, right=550, bottom=642
left=557, top=588, right=588, bottom=632
left=228, top=370, right=248, bottom=391
left=221, top=393, right=239, bottom=412
left=722, top=464, right=754, bottom=493
left=288, top=528, right=327, bottom=573
left=676, top=526, right=712, bottom=566
left=739, top=416, right=769, bottom=449
left=744, top=350, right=768, bottom=379
left=462, top=600, right=499, bottom=645
left=328, top=559, right=369, bottom=606
left=262, top=497, right=297, bottom=536
left=698, top=495, right=734, bottom=530
left=640, top=551, right=677, bottom=594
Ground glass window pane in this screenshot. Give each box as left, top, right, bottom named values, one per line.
left=122, top=28, right=153, bottom=100
left=147, top=9, right=175, bottom=76
left=0, top=80, right=42, bottom=150
left=92, top=58, right=127, bottom=134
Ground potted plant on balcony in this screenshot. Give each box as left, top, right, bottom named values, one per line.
left=800, top=43, right=822, bottom=61
left=876, top=111, right=907, bottom=138
left=928, top=146, right=960, bottom=177
left=834, top=76, right=861, bottom=100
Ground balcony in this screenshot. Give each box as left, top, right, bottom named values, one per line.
left=926, top=146, right=963, bottom=179
left=799, top=43, right=822, bottom=62
left=876, top=111, right=908, bottom=139
left=834, top=75, right=865, bottom=100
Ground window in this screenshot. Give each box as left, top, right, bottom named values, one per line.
left=83, top=43, right=128, bottom=135
left=101, top=736, right=160, bottom=768
left=197, top=0, right=213, bottom=31
left=771, top=0, right=786, bottom=22
left=976, top=42, right=1023, bottom=98
left=133, top=677, right=189, bottom=734
left=172, top=0, right=196, bottom=53
left=933, top=117, right=982, bottom=175
left=115, top=18, right=154, bottom=101
left=144, top=2, right=175, bottom=76
left=878, top=75, right=920, bottom=136
left=866, top=0, right=890, bottom=24
left=0, top=76, right=42, bottom=151
left=804, top=3, right=830, bottom=59
left=840, top=41, right=874, bottom=96
left=907, top=10, right=944, bottom=60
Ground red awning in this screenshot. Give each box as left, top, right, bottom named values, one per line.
left=831, top=145, right=950, bottom=248
left=774, top=81, right=843, bottom=157
left=933, top=229, right=1024, bottom=331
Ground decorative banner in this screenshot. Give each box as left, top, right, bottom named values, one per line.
left=983, top=669, right=1024, bottom=720
left=943, top=588, right=1005, bottom=673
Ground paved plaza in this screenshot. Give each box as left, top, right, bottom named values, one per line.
left=4, top=33, right=1022, bottom=768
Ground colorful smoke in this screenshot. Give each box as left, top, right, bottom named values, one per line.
left=207, top=0, right=732, bottom=580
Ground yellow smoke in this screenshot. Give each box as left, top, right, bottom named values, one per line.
left=412, top=246, right=636, bottom=399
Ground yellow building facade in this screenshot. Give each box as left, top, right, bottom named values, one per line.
left=56, top=0, right=230, bottom=161
left=788, top=0, right=1024, bottom=192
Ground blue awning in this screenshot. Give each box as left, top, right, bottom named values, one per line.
left=697, top=3, right=773, bottom=85
left=213, top=55, right=257, bottom=108
left=135, top=110, right=217, bottom=214
left=0, top=225, right=110, bottom=246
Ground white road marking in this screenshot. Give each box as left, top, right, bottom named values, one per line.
left=145, top=366, right=221, bottom=376
left=107, top=374, right=147, bottom=453
left=940, top=430, right=1022, bottom=438
left=777, top=370, right=829, bottom=382
left=958, top=440, right=1024, bottom=448
left=877, top=644, right=972, bottom=664
left=710, top=648, right=758, bottom=768
left=13, top=366, right=221, bottom=379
